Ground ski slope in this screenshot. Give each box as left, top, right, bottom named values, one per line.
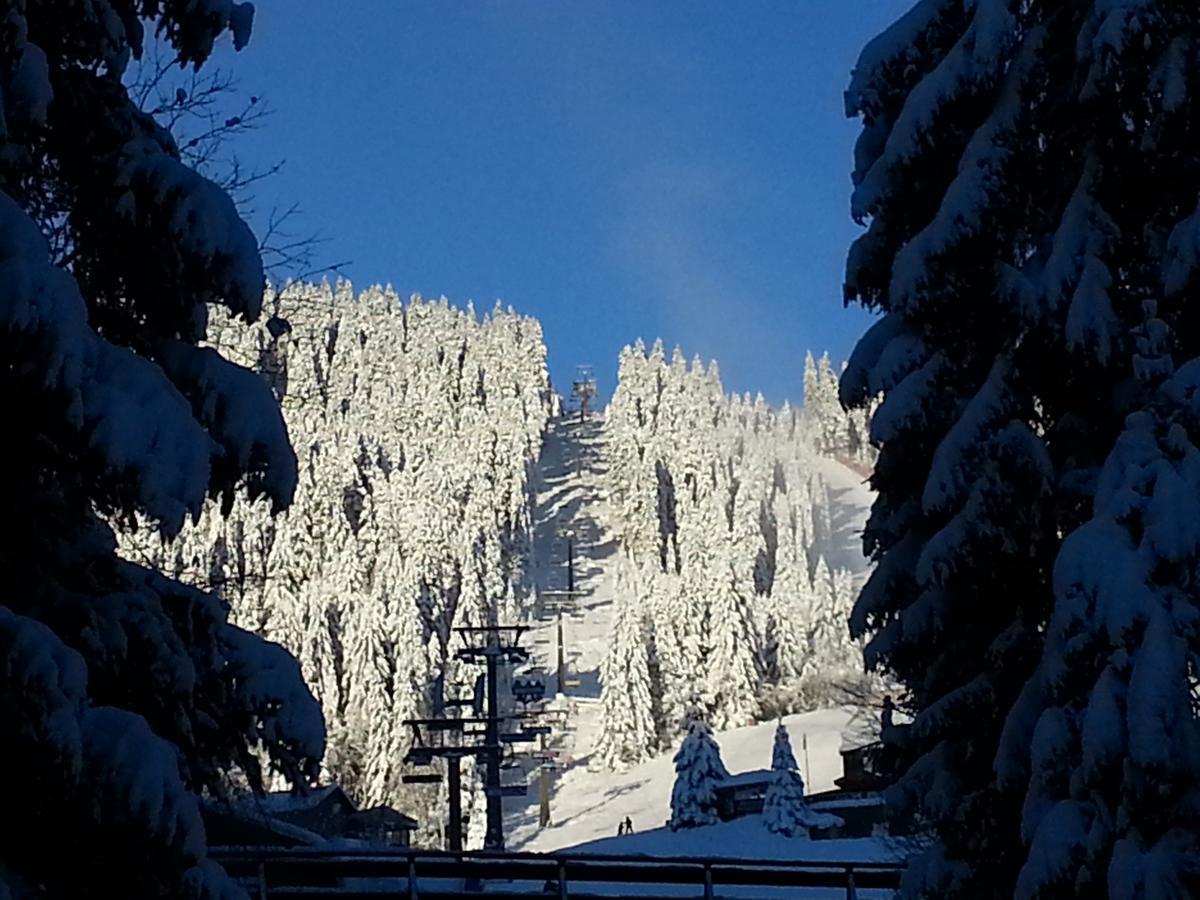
left=809, top=454, right=874, bottom=583
left=507, top=412, right=881, bottom=858
left=526, top=413, right=616, bottom=703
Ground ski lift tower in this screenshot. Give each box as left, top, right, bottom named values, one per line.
left=572, top=364, right=597, bottom=423
left=539, top=528, right=582, bottom=696
left=403, top=626, right=553, bottom=852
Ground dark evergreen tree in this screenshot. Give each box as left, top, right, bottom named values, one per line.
left=842, top=2, right=1200, bottom=896
left=0, top=4, right=324, bottom=897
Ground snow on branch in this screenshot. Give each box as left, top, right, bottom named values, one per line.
left=158, top=340, right=297, bottom=511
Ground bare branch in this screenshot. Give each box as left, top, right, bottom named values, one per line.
left=125, top=35, right=341, bottom=284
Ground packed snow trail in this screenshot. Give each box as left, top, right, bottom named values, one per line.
left=809, top=454, right=874, bottom=585
left=527, top=412, right=617, bottom=701
left=504, top=411, right=619, bottom=848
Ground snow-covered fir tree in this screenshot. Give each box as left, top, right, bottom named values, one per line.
left=669, top=715, right=730, bottom=830
left=762, top=769, right=813, bottom=838
left=842, top=3, right=1200, bottom=896
left=0, top=6, right=326, bottom=897
left=122, top=282, right=552, bottom=842
left=761, top=719, right=840, bottom=838
left=594, top=558, right=660, bottom=769
left=770, top=719, right=800, bottom=771
left=804, top=350, right=877, bottom=467
left=600, top=340, right=862, bottom=757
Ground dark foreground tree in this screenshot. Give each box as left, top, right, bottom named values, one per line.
left=842, top=2, right=1200, bottom=897
left=0, top=4, right=324, bottom=897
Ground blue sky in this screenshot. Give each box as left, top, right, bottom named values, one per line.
left=214, top=1, right=910, bottom=405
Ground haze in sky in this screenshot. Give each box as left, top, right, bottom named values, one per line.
left=214, top=1, right=912, bottom=404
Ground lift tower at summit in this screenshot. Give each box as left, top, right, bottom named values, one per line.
left=572, top=364, right=597, bottom=422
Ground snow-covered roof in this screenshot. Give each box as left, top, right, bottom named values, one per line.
left=201, top=799, right=327, bottom=848
left=811, top=794, right=885, bottom=810
left=256, top=784, right=349, bottom=814
left=717, top=769, right=774, bottom=789
left=350, top=805, right=419, bottom=829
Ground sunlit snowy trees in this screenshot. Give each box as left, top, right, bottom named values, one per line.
left=594, top=560, right=660, bottom=768
left=804, top=350, right=876, bottom=467
left=843, top=2, right=1200, bottom=896
left=122, top=282, right=551, bottom=843
left=0, top=5, right=326, bottom=897
left=599, top=340, right=861, bottom=758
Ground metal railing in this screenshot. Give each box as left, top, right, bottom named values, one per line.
left=212, top=845, right=903, bottom=899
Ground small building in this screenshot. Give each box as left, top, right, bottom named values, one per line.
left=346, top=805, right=421, bottom=846
left=704, top=735, right=895, bottom=839
left=805, top=789, right=889, bottom=839
left=713, top=769, right=774, bottom=821
left=252, top=784, right=418, bottom=847
left=834, top=742, right=891, bottom=793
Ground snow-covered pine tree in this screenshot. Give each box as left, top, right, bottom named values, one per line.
left=0, top=6, right=326, bottom=897
left=770, top=534, right=816, bottom=687
left=803, top=351, right=821, bottom=423
left=646, top=569, right=703, bottom=742
left=815, top=353, right=843, bottom=453
left=762, top=768, right=813, bottom=838
left=996, top=309, right=1200, bottom=898
left=803, top=349, right=875, bottom=463
left=704, top=544, right=762, bottom=730
left=595, top=560, right=660, bottom=768
left=761, top=721, right=838, bottom=838
left=843, top=3, right=1200, bottom=896
left=1003, top=410, right=1198, bottom=897
left=669, top=716, right=730, bottom=830
left=770, top=719, right=799, bottom=771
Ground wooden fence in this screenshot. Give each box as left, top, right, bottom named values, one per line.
left=212, top=846, right=903, bottom=899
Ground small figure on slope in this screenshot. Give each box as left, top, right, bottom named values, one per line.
left=669, top=714, right=729, bottom=829
left=762, top=720, right=841, bottom=838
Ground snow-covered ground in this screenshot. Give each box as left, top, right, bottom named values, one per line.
left=565, top=817, right=909, bottom=863
left=508, top=708, right=868, bottom=852
left=505, top=414, right=887, bottom=865
left=486, top=818, right=908, bottom=899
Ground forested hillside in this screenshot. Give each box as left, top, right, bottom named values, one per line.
left=595, top=340, right=870, bottom=769
left=120, top=281, right=551, bottom=840
left=118, top=287, right=875, bottom=842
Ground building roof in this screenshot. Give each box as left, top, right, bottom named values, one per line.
left=348, top=806, right=419, bottom=830
left=715, top=769, right=774, bottom=790
left=257, top=784, right=353, bottom=815
left=201, top=799, right=327, bottom=848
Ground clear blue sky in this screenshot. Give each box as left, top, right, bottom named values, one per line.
left=215, top=1, right=910, bottom=405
